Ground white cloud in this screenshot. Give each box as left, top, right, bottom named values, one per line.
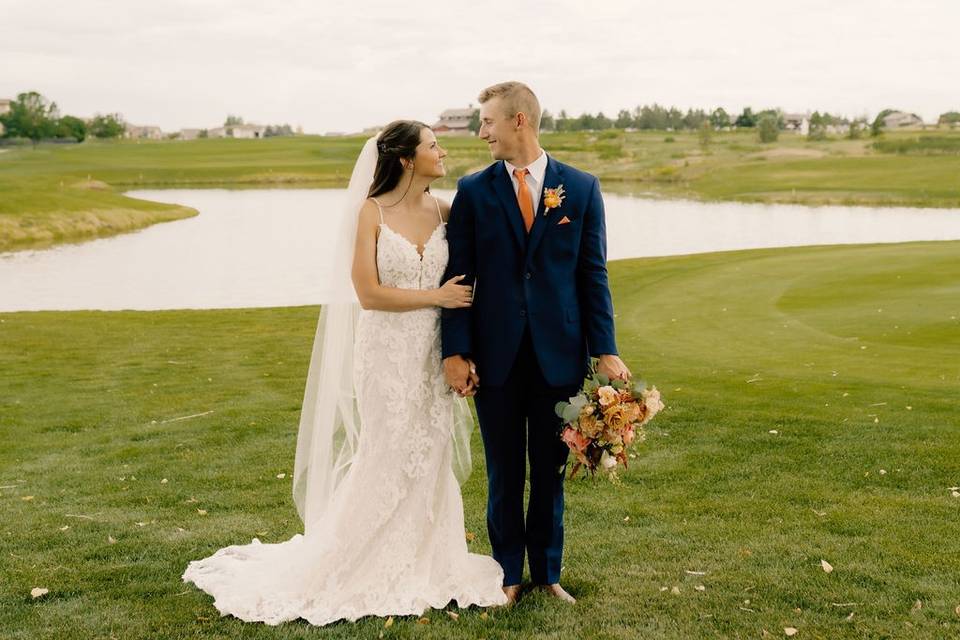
left=1, top=0, right=957, bottom=132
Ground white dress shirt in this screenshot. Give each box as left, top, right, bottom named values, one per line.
left=504, top=150, right=548, bottom=213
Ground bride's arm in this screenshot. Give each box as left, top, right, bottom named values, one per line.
left=351, top=200, right=471, bottom=312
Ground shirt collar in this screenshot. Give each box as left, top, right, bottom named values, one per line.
left=504, top=149, right=548, bottom=187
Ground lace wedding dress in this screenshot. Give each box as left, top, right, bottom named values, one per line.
left=182, top=197, right=507, bottom=625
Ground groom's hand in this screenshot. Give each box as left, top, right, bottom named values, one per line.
left=597, top=354, right=631, bottom=381
left=444, top=355, right=479, bottom=397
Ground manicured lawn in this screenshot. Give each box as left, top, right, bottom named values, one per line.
left=3, top=240, right=959, bottom=638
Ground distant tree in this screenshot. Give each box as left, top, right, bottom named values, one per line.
left=595, top=112, right=613, bottom=130
left=755, top=108, right=784, bottom=129
left=734, top=107, right=756, bottom=128
left=807, top=111, right=828, bottom=141
left=198, top=129, right=209, bottom=139
left=709, top=107, right=731, bottom=129
left=0, top=91, right=59, bottom=145
left=615, top=109, right=633, bottom=129
left=539, top=109, right=554, bottom=132
left=224, top=115, right=244, bottom=126
left=698, top=120, right=713, bottom=148
left=871, top=108, right=896, bottom=136
left=468, top=109, right=480, bottom=134
left=683, top=108, right=708, bottom=130
left=89, top=113, right=125, bottom=138
left=56, top=115, right=87, bottom=142
left=555, top=109, right=571, bottom=132
left=757, top=114, right=779, bottom=143
left=938, top=111, right=960, bottom=127
left=847, top=119, right=865, bottom=139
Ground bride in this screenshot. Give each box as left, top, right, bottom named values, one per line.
left=182, top=121, right=509, bottom=625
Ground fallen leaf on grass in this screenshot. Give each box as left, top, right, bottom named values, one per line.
left=480, top=612, right=488, bottom=620
left=951, top=491, right=960, bottom=499
left=821, top=559, right=834, bottom=573
left=911, top=599, right=922, bottom=611
left=197, top=509, right=208, bottom=516
left=695, top=585, right=706, bottom=592
left=465, top=531, right=475, bottom=543
left=31, top=587, right=48, bottom=599
left=384, top=616, right=394, bottom=628
left=446, top=611, right=460, bottom=621
left=846, top=612, right=855, bottom=621
left=954, top=604, right=960, bottom=617
left=686, top=570, right=706, bottom=576
left=812, top=509, right=827, bottom=517
left=768, top=430, right=779, bottom=435
left=671, top=586, right=681, bottom=595
left=276, top=473, right=286, bottom=479
left=108, top=536, right=117, bottom=544
left=59, top=526, right=70, bottom=531
left=161, top=478, right=168, bottom=484
left=22, top=496, right=34, bottom=501
left=784, top=628, right=798, bottom=637
left=417, top=617, right=430, bottom=624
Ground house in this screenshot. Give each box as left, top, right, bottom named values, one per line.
left=882, top=111, right=924, bottom=129
left=125, top=125, right=164, bottom=140
left=230, top=124, right=267, bottom=139
left=208, top=124, right=267, bottom=139
left=179, top=128, right=202, bottom=140
left=783, top=112, right=810, bottom=135
left=432, top=106, right=476, bottom=136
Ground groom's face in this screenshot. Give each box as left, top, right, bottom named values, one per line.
left=478, top=97, right=520, bottom=162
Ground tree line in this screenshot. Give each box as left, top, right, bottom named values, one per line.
left=0, top=92, right=124, bottom=145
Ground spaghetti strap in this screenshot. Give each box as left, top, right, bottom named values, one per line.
left=432, top=195, right=443, bottom=223
left=370, top=197, right=384, bottom=224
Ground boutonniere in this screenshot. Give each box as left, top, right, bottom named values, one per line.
left=543, top=185, right=565, bottom=215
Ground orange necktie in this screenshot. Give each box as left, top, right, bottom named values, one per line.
left=513, top=167, right=535, bottom=232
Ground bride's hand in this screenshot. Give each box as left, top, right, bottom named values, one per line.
left=435, top=275, right=472, bottom=309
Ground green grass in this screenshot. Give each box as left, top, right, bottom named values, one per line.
left=4, top=129, right=960, bottom=251
left=3, top=240, right=959, bottom=638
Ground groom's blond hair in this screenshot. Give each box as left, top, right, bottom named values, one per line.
left=478, top=81, right=541, bottom=133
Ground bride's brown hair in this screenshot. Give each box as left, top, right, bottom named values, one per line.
left=368, top=120, right=430, bottom=199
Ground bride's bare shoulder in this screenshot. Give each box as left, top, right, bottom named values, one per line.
left=358, top=198, right=381, bottom=222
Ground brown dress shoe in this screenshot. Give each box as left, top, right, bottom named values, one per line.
left=499, top=584, right=521, bottom=607
left=539, top=583, right=576, bottom=604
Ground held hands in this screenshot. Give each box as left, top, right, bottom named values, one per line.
left=443, top=355, right=480, bottom=397
left=435, top=275, right=473, bottom=309
left=596, top=354, right=631, bottom=381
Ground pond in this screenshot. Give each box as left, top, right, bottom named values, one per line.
left=2, top=188, right=960, bottom=312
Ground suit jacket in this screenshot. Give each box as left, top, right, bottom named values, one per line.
left=441, top=154, right=618, bottom=387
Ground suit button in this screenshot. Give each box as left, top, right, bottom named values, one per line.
left=524, top=272, right=532, bottom=280
left=520, top=309, right=527, bottom=317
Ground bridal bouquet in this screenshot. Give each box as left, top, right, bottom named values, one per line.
left=555, top=364, right=664, bottom=480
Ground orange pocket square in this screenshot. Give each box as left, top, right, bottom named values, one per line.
left=557, top=216, right=572, bottom=225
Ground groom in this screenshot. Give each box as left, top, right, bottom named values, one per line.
left=441, top=81, right=630, bottom=605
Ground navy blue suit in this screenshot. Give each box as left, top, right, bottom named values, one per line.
left=441, top=154, right=618, bottom=585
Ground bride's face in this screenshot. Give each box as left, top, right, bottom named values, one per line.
left=410, top=128, right=447, bottom=179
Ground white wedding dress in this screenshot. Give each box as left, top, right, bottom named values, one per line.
left=182, top=197, right=507, bottom=625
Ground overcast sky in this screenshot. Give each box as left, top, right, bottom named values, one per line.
left=2, top=0, right=957, bottom=133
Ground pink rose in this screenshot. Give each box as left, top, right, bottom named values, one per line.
left=561, top=427, right=590, bottom=453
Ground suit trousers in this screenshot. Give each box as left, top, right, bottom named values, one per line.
left=473, top=326, right=580, bottom=585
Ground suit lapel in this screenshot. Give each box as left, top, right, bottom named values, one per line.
left=524, top=155, right=563, bottom=264
left=489, top=161, right=526, bottom=253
